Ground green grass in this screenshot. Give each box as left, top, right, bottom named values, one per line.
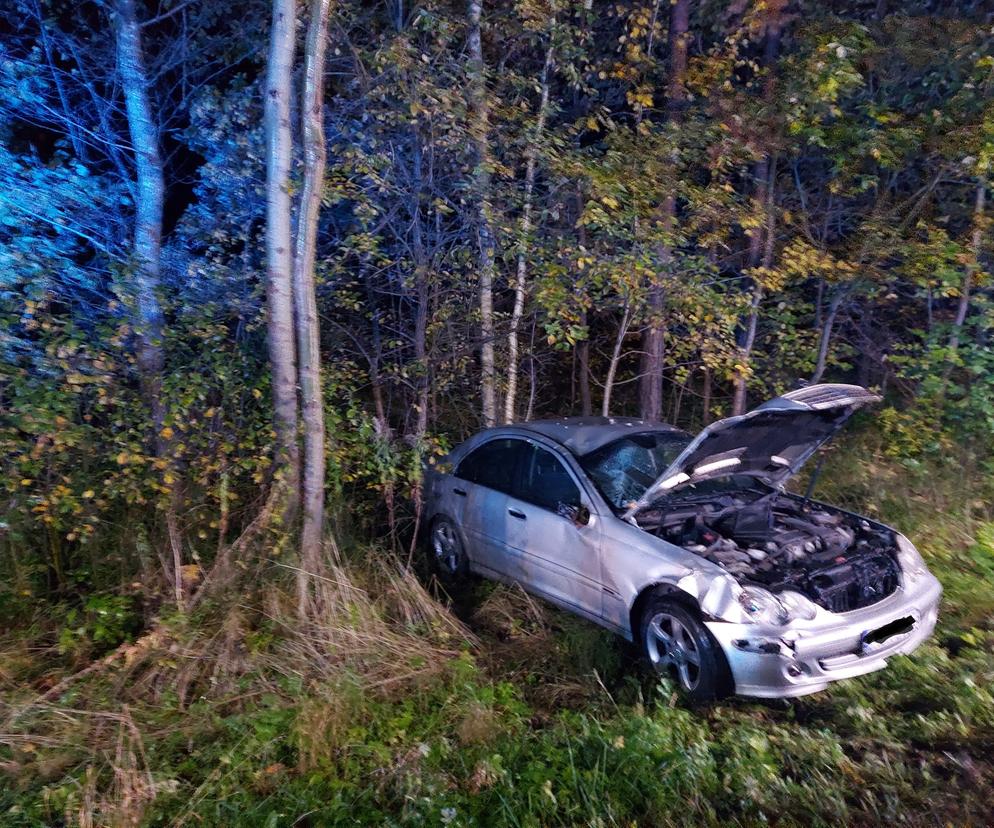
left=3, top=443, right=994, bottom=826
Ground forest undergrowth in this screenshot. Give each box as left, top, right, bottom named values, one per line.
left=3, top=440, right=994, bottom=827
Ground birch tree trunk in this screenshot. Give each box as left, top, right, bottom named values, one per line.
left=466, top=0, right=497, bottom=427
left=732, top=156, right=777, bottom=414
left=504, top=42, right=554, bottom=424
left=408, top=131, right=432, bottom=562
left=115, top=0, right=165, bottom=437
left=602, top=297, right=632, bottom=417
left=264, top=0, right=301, bottom=509
left=115, top=0, right=181, bottom=608
left=293, top=0, right=332, bottom=602
left=702, top=366, right=712, bottom=424
left=410, top=134, right=431, bottom=441
left=810, top=288, right=845, bottom=384
left=943, top=181, right=986, bottom=386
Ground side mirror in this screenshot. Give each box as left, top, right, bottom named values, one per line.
left=557, top=502, right=591, bottom=526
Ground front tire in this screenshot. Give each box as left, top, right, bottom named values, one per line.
left=639, top=597, right=731, bottom=704
left=428, top=517, right=469, bottom=584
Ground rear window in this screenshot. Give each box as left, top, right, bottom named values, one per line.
left=455, top=438, right=527, bottom=495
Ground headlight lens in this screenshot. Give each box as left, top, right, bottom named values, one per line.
left=895, top=533, right=927, bottom=583
left=738, top=587, right=819, bottom=625
left=778, top=590, right=818, bottom=621
left=738, top=587, right=789, bottom=625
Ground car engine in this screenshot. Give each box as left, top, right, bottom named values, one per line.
left=637, top=491, right=901, bottom=613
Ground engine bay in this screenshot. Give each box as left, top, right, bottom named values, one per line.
left=636, top=489, right=901, bottom=614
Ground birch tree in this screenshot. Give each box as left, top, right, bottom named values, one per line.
left=263, top=0, right=301, bottom=506
left=504, top=41, right=554, bottom=424
left=293, top=0, right=333, bottom=598
left=466, top=0, right=498, bottom=427
left=943, top=180, right=987, bottom=387
left=260, top=0, right=335, bottom=606
left=114, top=0, right=182, bottom=607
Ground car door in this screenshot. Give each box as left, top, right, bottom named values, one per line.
left=452, top=438, right=528, bottom=578
left=502, top=441, right=603, bottom=621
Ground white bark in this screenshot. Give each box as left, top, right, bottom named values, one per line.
left=293, top=0, right=332, bottom=597
left=264, top=0, right=301, bottom=503
left=602, top=297, right=633, bottom=417
left=504, top=43, right=554, bottom=424
left=733, top=153, right=778, bottom=415
left=115, top=0, right=165, bottom=429
left=945, top=182, right=986, bottom=373
left=466, top=0, right=497, bottom=427
left=810, top=288, right=845, bottom=384
left=115, top=0, right=181, bottom=608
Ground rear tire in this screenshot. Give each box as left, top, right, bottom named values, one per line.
left=428, top=517, right=469, bottom=584
left=638, top=596, right=732, bottom=704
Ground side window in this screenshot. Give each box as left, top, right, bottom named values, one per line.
left=516, top=444, right=581, bottom=511
left=455, top=438, right=526, bottom=494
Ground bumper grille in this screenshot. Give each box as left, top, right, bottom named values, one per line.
left=804, top=551, right=901, bottom=613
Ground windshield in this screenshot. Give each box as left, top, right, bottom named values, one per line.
left=579, top=431, right=691, bottom=511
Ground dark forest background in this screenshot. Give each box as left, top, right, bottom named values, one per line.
left=2, top=1, right=994, bottom=825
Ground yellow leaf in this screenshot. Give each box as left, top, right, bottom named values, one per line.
left=116, top=452, right=129, bottom=465
left=82, top=489, right=94, bottom=499
left=160, top=426, right=174, bottom=440
left=180, top=563, right=202, bottom=584
left=252, top=388, right=262, bottom=399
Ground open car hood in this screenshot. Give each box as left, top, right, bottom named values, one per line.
left=622, top=384, right=881, bottom=520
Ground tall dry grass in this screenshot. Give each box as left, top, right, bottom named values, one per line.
left=0, top=546, right=475, bottom=826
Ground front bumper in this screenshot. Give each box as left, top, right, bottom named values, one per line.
left=705, top=572, right=942, bottom=698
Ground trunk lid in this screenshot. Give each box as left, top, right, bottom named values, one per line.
left=622, top=384, right=880, bottom=520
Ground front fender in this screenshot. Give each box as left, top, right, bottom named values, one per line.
left=676, top=570, right=743, bottom=621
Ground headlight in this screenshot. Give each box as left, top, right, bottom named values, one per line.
left=738, top=587, right=789, bottom=625
left=738, top=587, right=819, bottom=625
left=778, top=590, right=818, bottom=621
left=895, top=533, right=927, bottom=583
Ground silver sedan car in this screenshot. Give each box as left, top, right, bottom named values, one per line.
left=424, top=384, right=941, bottom=702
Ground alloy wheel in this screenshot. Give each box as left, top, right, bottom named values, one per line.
left=645, top=611, right=702, bottom=691
left=432, top=521, right=460, bottom=575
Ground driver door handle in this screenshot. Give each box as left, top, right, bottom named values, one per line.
left=508, top=508, right=526, bottom=520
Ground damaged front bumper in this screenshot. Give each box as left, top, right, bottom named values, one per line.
left=704, top=572, right=942, bottom=698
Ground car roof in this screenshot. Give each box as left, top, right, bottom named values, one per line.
left=506, top=416, right=687, bottom=456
